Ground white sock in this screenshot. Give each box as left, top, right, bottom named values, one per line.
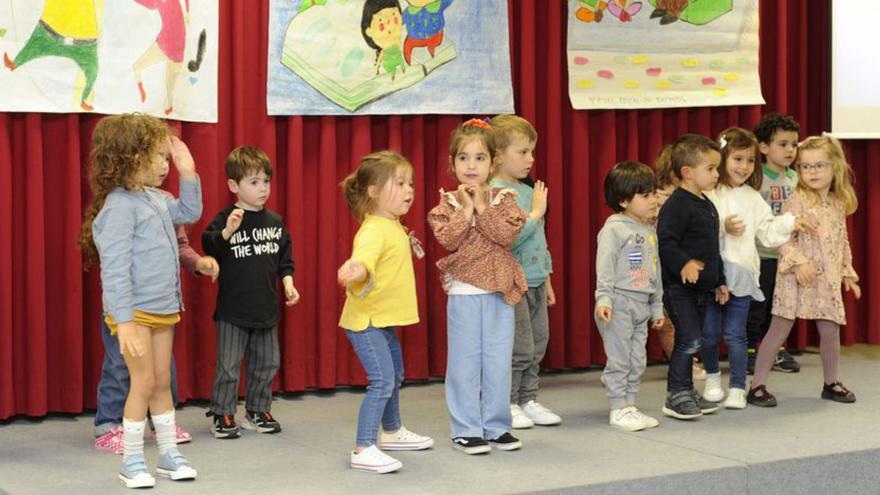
left=122, top=418, right=146, bottom=460
left=151, top=410, right=177, bottom=455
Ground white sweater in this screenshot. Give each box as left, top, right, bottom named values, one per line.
left=705, top=184, right=796, bottom=300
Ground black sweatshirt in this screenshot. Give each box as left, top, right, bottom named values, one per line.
left=202, top=206, right=295, bottom=328
left=657, top=187, right=725, bottom=292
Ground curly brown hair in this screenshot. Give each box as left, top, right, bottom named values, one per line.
left=79, top=114, right=171, bottom=267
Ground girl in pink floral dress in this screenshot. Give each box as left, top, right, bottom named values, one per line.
left=748, top=135, right=861, bottom=407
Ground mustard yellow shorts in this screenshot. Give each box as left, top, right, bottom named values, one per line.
left=105, top=310, right=180, bottom=335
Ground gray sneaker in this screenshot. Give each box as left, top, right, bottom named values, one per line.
left=690, top=388, right=720, bottom=414
left=662, top=390, right=702, bottom=420
left=119, top=453, right=156, bottom=488
left=156, top=448, right=198, bottom=481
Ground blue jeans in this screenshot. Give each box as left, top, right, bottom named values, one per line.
left=94, top=320, right=179, bottom=435
left=446, top=293, right=515, bottom=439
left=345, top=326, right=403, bottom=447
left=702, top=295, right=750, bottom=390
left=663, top=284, right=712, bottom=393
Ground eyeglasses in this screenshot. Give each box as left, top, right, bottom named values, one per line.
left=797, top=162, right=831, bottom=173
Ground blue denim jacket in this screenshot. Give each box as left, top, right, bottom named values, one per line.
left=93, top=177, right=202, bottom=323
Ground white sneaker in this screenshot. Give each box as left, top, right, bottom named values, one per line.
left=609, top=407, right=648, bottom=432
left=510, top=404, right=534, bottom=429
left=723, top=388, right=747, bottom=409
left=629, top=407, right=659, bottom=428
left=350, top=445, right=402, bottom=474
left=703, top=372, right=725, bottom=402
left=521, top=400, right=562, bottom=426
left=379, top=425, right=434, bottom=451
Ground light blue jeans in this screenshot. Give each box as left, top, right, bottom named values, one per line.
left=345, top=326, right=403, bottom=447
left=445, top=293, right=515, bottom=440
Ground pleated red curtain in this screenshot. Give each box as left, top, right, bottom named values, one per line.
left=1, top=0, right=877, bottom=420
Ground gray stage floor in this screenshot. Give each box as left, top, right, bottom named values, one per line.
left=2, top=352, right=879, bottom=495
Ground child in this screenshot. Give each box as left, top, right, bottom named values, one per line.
left=337, top=150, right=434, bottom=474
left=428, top=118, right=528, bottom=454
left=488, top=114, right=561, bottom=429
left=595, top=161, right=664, bottom=431
left=80, top=114, right=202, bottom=488
left=701, top=128, right=813, bottom=409
left=657, top=134, right=728, bottom=420
left=202, top=146, right=300, bottom=439
left=748, top=135, right=861, bottom=407
left=747, top=113, right=802, bottom=374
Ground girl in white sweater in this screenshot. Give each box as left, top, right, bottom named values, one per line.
left=701, top=127, right=815, bottom=408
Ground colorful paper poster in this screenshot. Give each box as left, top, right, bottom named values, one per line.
left=567, top=0, right=764, bottom=110
left=267, top=0, right=514, bottom=115
left=0, top=0, right=218, bottom=122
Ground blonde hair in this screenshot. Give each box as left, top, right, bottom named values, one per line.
left=717, top=127, right=762, bottom=190
left=341, top=150, right=413, bottom=221
left=489, top=114, right=537, bottom=151
left=79, top=114, right=171, bottom=267
left=796, top=135, right=858, bottom=216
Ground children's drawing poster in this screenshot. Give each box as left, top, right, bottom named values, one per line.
left=267, top=0, right=514, bottom=115
left=567, top=0, right=764, bottom=110
left=0, top=0, right=218, bottom=122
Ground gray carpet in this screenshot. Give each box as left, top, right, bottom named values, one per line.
left=2, top=353, right=879, bottom=495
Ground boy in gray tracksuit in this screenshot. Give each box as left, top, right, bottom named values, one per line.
left=595, top=161, right=665, bottom=432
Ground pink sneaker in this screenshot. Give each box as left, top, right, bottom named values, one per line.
left=150, top=425, right=193, bottom=444
left=95, top=425, right=124, bottom=454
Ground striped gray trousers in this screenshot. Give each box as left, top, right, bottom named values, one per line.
left=210, top=320, right=280, bottom=415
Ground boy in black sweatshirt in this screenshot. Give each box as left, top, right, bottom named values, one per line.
left=657, top=134, right=729, bottom=420
left=202, top=146, right=300, bottom=438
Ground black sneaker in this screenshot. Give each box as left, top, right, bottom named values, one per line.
left=489, top=432, right=522, bottom=451
left=821, top=382, right=856, bottom=403
left=452, top=437, right=491, bottom=455
left=210, top=413, right=240, bottom=439
left=772, top=348, right=800, bottom=373
left=242, top=411, right=282, bottom=434
left=747, top=385, right=777, bottom=407
left=746, top=348, right=757, bottom=375
left=662, top=390, right=702, bottom=420
left=690, top=389, right=719, bottom=414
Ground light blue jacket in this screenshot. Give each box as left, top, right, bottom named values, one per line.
left=93, top=177, right=202, bottom=324
left=489, top=178, right=553, bottom=287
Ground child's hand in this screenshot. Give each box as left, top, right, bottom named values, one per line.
left=468, top=185, right=487, bottom=214
left=843, top=277, right=861, bottom=299
left=222, top=208, right=245, bottom=240
left=794, top=262, right=816, bottom=285
left=715, top=285, right=729, bottom=305
left=116, top=323, right=145, bottom=357
left=337, top=259, right=367, bottom=286
left=724, top=214, right=745, bottom=237
left=530, top=181, right=548, bottom=220
left=283, top=278, right=300, bottom=306
left=651, top=318, right=665, bottom=330
left=545, top=276, right=556, bottom=307
left=457, top=184, right=475, bottom=211
left=196, top=255, right=220, bottom=282
left=596, top=305, right=612, bottom=323
left=680, top=259, right=704, bottom=284
left=794, top=216, right=818, bottom=236
left=168, top=136, right=197, bottom=181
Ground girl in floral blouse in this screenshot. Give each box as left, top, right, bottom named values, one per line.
left=748, top=135, right=861, bottom=407
left=428, top=119, right=527, bottom=455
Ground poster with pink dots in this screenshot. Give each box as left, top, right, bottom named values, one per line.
left=567, top=0, right=764, bottom=110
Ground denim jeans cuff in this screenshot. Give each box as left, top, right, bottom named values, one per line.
left=95, top=421, right=120, bottom=437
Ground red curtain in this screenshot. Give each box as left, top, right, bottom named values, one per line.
left=1, top=0, right=877, bottom=420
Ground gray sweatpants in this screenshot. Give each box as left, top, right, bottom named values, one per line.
left=210, top=320, right=280, bottom=416
left=511, top=284, right=550, bottom=405
left=595, top=292, right=650, bottom=410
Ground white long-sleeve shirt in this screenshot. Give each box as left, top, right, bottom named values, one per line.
left=705, top=184, right=796, bottom=300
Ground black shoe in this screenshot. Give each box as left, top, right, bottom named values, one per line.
left=211, top=413, right=241, bottom=439
left=489, top=432, right=522, bottom=451
left=821, top=382, right=856, bottom=403
left=690, top=389, right=719, bottom=414
left=243, top=410, right=282, bottom=433
left=747, top=385, right=777, bottom=407
left=772, top=349, right=800, bottom=373
left=452, top=437, right=491, bottom=455
left=650, top=8, right=667, bottom=18
left=660, top=14, right=679, bottom=24
left=746, top=348, right=756, bottom=375
left=662, top=390, right=702, bottom=420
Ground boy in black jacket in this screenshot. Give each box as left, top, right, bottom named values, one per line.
left=657, top=134, right=729, bottom=420
left=202, top=146, right=300, bottom=438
